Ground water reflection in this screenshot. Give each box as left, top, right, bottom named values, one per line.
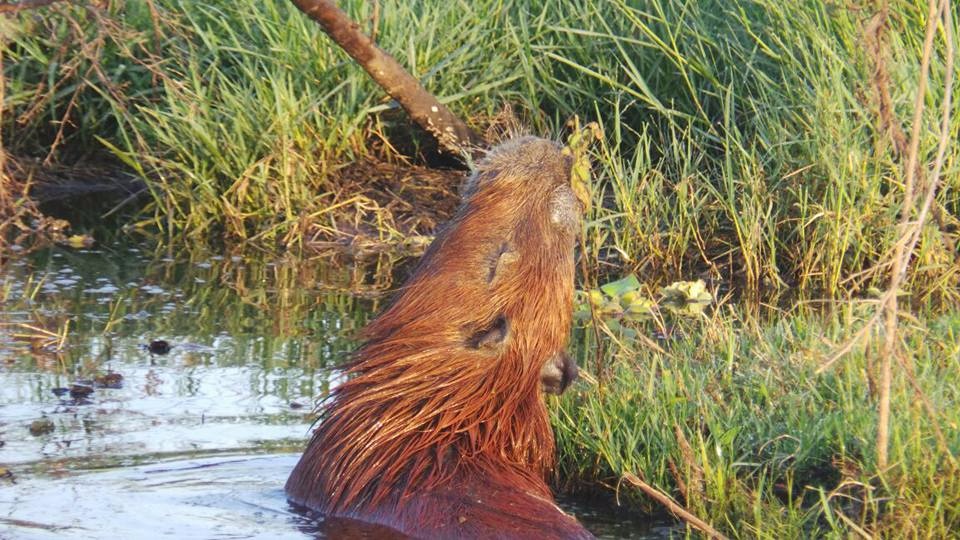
left=1, top=242, right=394, bottom=467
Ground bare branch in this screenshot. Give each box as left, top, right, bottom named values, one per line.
left=622, top=473, right=728, bottom=540
left=877, top=0, right=948, bottom=471
left=289, top=0, right=484, bottom=157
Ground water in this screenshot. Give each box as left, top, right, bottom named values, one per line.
left=0, top=241, right=669, bottom=539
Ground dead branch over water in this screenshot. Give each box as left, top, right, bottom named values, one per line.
left=288, top=0, right=483, bottom=157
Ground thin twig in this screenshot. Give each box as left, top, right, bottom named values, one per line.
left=886, top=4, right=956, bottom=472
left=674, top=424, right=704, bottom=501
left=877, top=0, right=947, bottom=471
left=368, top=0, right=380, bottom=43
left=865, top=6, right=908, bottom=155
left=817, top=0, right=953, bottom=473
left=816, top=304, right=885, bottom=374
left=622, top=472, right=729, bottom=540
left=905, top=0, right=954, bottom=259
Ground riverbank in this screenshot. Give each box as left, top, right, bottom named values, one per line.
left=2, top=1, right=958, bottom=537
left=3, top=240, right=958, bottom=537
left=2, top=1, right=956, bottom=298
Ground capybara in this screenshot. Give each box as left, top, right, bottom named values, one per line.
left=286, top=137, right=592, bottom=539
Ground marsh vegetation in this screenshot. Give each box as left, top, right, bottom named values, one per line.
left=1, top=0, right=958, bottom=537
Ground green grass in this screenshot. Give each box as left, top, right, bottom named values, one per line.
left=2, top=0, right=957, bottom=299
left=554, top=305, right=960, bottom=537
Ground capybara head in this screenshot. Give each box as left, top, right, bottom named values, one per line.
left=286, top=136, right=584, bottom=533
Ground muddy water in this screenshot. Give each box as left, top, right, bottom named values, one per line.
left=0, top=242, right=667, bottom=539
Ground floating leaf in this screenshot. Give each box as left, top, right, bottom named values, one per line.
left=62, top=234, right=95, bottom=249
left=624, top=297, right=656, bottom=321
left=578, top=276, right=710, bottom=330
left=619, top=290, right=641, bottom=307
left=29, top=418, right=54, bottom=436
left=599, top=300, right=624, bottom=317
left=660, top=279, right=713, bottom=317
left=600, top=274, right=641, bottom=298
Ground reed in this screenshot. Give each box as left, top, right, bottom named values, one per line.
left=2, top=1, right=956, bottom=300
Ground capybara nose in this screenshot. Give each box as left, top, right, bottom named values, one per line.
left=541, top=351, right=578, bottom=395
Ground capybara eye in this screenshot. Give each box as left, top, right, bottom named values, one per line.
left=466, top=315, right=509, bottom=351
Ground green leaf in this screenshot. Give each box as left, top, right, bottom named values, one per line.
left=588, top=289, right=605, bottom=307
left=623, top=297, right=656, bottom=321
left=599, top=300, right=624, bottom=317
left=660, top=279, right=713, bottom=317
left=605, top=318, right=622, bottom=332
left=573, top=308, right=593, bottom=321
left=600, top=274, right=641, bottom=298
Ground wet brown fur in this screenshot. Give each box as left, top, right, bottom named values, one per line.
left=286, top=137, right=592, bottom=539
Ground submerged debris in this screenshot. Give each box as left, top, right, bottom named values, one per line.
left=0, top=466, right=14, bottom=485
left=145, top=340, right=171, bottom=355
left=94, top=372, right=124, bottom=389
left=29, top=418, right=54, bottom=436
left=68, top=384, right=94, bottom=400
left=58, top=234, right=95, bottom=249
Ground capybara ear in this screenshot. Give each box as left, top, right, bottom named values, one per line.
left=487, top=242, right=519, bottom=286
left=548, top=184, right=580, bottom=235
left=466, top=315, right=509, bottom=351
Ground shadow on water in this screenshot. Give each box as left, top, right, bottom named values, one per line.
left=0, top=240, right=674, bottom=539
